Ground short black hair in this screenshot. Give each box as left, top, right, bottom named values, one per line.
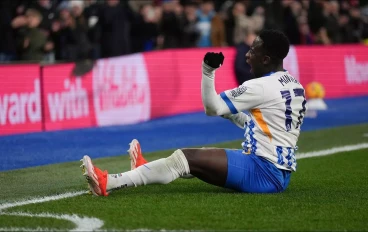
left=259, top=29, right=290, bottom=62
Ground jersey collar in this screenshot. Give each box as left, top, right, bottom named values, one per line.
left=263, top=69, right=288, bottom=77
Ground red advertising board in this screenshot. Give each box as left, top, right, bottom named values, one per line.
left=42, top=64, right=95, bottom=131
left=0, top=64, right=42, bottom=135
left=296, top=45, right=368, bottom=98
left=92, top=54, right=151, bottom=127
left=144, top=48, right=238, bottom=118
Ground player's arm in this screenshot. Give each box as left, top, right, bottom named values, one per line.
left=221, top=112, right=250, bottom=129
left=201, top=60, right=229, bottom=116
left=201, top=52, right=264, bottom=116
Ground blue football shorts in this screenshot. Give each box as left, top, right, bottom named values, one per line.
left=224, top=149, right=291, bottom=193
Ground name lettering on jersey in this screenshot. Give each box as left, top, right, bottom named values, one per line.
left=230, top=86, right=247, bottom=98
left=278, top=75, right=300, bottom=86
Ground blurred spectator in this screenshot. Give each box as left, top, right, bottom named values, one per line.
left=324, top=0, right=341, bottom=43
left=158, top=0, right=183, bottom=49
left=70, top=0, right=88, bottom=30
left=252, top=5, right=265, bottom=32
left=284, top=1, right=303, bottom=44
left=210, top=13, right=226, bottom=46
left=83, top=0, right=101, bottom=59
left=128, top=0, right=154, bottom=12
left=349, top=6, right=364, bottom=42
left=362, top=6, right=368, bottom=44
left=308, top=0, right=327, bottom=35
left=262, top=0, right=285, bottom=31
left=55, top=2, right=91, bottom=61
left=234, top=31, right=256, bottom=85
left=131, top=4, right=160, bottom=52
left=232, top=2, right=251, bottom=45
left=16, top=8, right=53, bottom=61
left=314, top=26, right=332, bottom=45
left=98, top=0, right=135, bottom=58
left=0, top=0, right=19, bottom=62
left=28, top=0, right=57, bottom=33
left=298, top=15, right=314, bottom=45
left=225, top=1, right=264, bottom=46
left=196, top=0, right=215, bottom=47
left=181, top=1, right=200, bottom=48
left=338, top=12, right=357, bottom=43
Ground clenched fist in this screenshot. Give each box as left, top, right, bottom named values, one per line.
left=203, top=52, right=225, bottom=69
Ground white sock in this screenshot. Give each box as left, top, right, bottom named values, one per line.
left=106, top=149, right=190, bottom=191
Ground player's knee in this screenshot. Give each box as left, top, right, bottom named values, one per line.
left=181, top=148, right=200, bottom=166
left=166, top=149, right=190, bottom=176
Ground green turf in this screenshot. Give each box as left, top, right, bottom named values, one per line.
left=1, top=123, right=368, bottom=231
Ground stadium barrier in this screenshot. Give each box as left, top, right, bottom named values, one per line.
left=0, top=64, right=42, bottom=135
left=1, top=45, right=367, bottom=135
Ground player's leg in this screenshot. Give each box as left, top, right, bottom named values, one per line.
left=81, top=148, right=192, bottom=196
left=81, top=140, right=290, bottom=196
left=128, top=140, right=195, bottom=179
left=81, top=145, right=227, bottom=196
left=181, top=148, right=228, bottom=187
left=128, top=141, right=229, bottom=186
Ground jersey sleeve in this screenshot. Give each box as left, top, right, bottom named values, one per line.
left=220, top=80, right=264, bottom=113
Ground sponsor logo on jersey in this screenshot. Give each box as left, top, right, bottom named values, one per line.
left=230, top=86, right=247, bottom=98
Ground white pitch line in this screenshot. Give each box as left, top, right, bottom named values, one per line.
left=0, top=227, right=57, bottom=231
left=297, top=143, right=368, bottom=159
left=0, top=191, right=104, bottom=231
left=0, top=143, right=368, bottom=231
left=1, top=212, right=104, bottom=232
left=0, top=191, right=85, bottom=211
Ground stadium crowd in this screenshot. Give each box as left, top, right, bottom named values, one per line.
left=0, top=0, right=368, bottom=63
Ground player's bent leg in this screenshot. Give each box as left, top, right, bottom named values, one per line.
left=129, top=139, right=195, bottom=179
left=182, top=148, right=228, bottom=187
left=81, top=149, right=191, bottom=196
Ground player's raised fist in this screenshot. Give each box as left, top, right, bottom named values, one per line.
left=203, top=52, right=224, bottom=69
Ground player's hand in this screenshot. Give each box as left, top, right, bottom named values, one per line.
left=203, top=52, right=224, bottom=69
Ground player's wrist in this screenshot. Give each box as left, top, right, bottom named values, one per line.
left=202, top=61, right=216, bottom=77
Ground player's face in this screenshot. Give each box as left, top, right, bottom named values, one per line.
left=245, top=36, right=267, bottom=78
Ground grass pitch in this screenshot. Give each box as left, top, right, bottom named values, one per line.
left=1, top=124, right=368, bottom=231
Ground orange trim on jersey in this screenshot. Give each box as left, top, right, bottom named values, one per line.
left=251, top=109, right=272, bottom=142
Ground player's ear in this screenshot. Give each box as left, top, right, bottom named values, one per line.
left=263, top=55, right=271, bottom=65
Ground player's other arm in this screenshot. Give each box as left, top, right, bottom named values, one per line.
left=221, top=113, right=250, bottom=129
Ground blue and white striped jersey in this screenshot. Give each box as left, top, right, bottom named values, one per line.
left=219, top=71, right=307, bottom=171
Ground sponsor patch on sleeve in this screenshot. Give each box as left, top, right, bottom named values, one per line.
left=230, top=86, right=247, bottom=98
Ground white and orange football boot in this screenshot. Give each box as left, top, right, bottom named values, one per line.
left=128, top=139, right=148, bottom=170
left=80, top=155, right=109, bottom=196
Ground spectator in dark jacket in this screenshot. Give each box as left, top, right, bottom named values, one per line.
left=0, top=0, right=18, bottom=61
left=98, top=0, right=135, bottom=58
left=28, top=0, right=57, bottom=33
left=234, top=31, right=256, bottom=85
left=58, top=8, right=91, bottom=61
left=181, top=1, right=200, bottom=48
left=131, top=4, right=160, bottom=53
left=17, top=8, right=53, bottom=61
left=159, top=0, right=184, bottom=49
left=83, top=0, right=101, bottom=59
